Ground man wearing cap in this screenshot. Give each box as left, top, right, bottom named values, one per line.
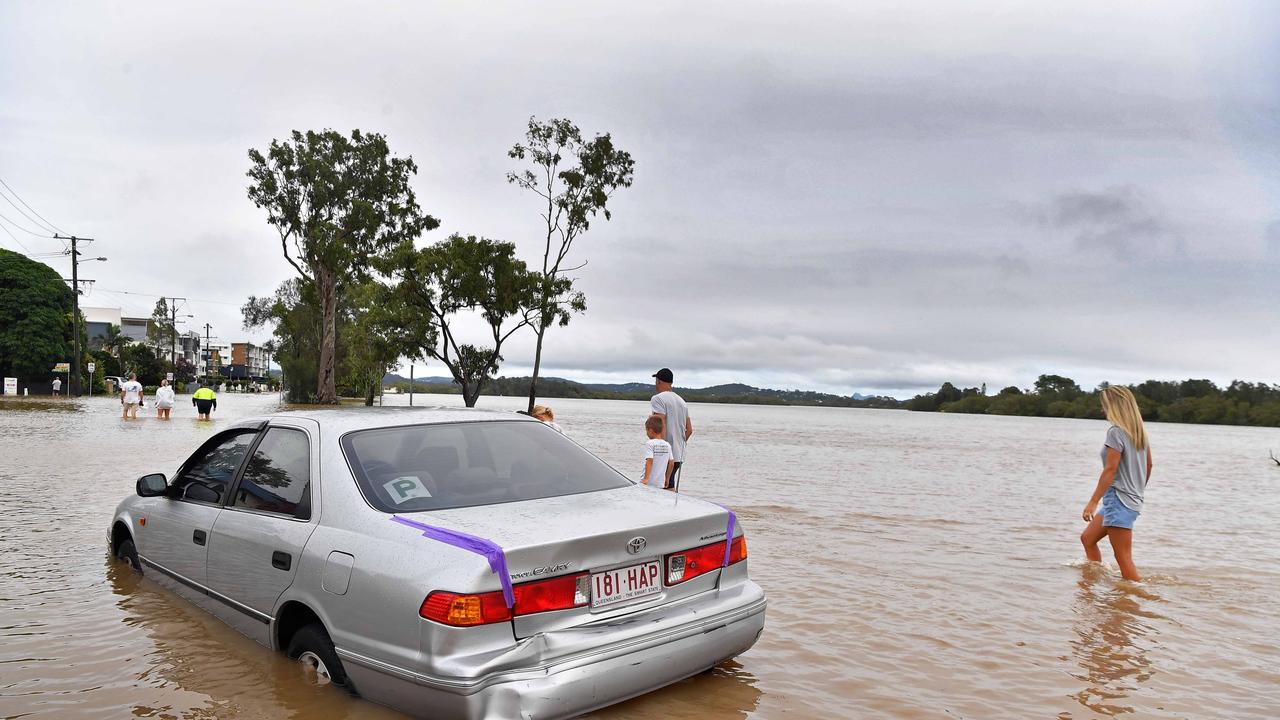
left=650, top=368, right=693, bottom=491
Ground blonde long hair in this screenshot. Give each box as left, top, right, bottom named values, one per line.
left=1100, top=385, right=1148, bottom=450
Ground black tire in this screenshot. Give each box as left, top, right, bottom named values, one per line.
left=287, top=623, right=347, bottom=687
left=115, top=538, right=142, bottom=573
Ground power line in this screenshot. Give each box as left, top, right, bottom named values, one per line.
left=93, top=287, right=243, bottom=307
left=0, top=177, right=66, bottom=235
left=0, top=184, right=57, bottom=235
left=0, top=209, right=57, bottom=238
left=0, top=221, right=32, bottom=252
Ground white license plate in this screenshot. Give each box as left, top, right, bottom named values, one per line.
left=591, top=560, right=662, bottom=608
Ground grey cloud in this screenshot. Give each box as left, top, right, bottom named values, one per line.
left=1031, top=186, right=1183, bottom=260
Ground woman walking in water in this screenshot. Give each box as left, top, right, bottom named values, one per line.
left=1080, top=385, right=1153, bottom=581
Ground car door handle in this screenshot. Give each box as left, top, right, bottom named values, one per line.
left=271, top=551, right=292, bottom=571
left=192, top=530, right=207, bottom=546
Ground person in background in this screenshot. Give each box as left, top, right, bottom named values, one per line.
left=641, top=415, right=674, bottom=489
left=51, top=376, right=61, bottom=396
left=531, top=404, right=563, bottom=433
left=650, top=368, right=693, bottom=491
left=1080, top=385, right=1153, bottom=582
left=119, top=373, right=143, bottom=419
left=154, top=378, right=175, bottom=420
left=192, top=383, right=217, bottom=420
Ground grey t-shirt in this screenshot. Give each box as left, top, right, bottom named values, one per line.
left=650, top=391, right=690, bottom=462
left=1101, top=425, right=1148, bottom=512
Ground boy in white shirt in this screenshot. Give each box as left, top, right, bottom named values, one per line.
left=641, top=415, right=675, bottom=490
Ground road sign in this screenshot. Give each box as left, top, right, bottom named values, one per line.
left=52, top=362, right=70, bottom=373
left=3, top=378, right=16, bottom=395
left=87, top=362, right=96, bottom=374
left=166, top=372, right=174, bottom=382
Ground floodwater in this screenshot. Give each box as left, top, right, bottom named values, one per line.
left=1, top=392, right=1278, bottom=719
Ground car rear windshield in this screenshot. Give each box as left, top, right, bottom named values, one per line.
left=341, top=420, right=632, bottom=512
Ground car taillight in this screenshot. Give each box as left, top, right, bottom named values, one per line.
left=666, top=535, right=747, bottom=585
left=421, top=573, right=591, bottom=626
left=513, top=572, right=590, bottom=614
left=420, top=590, right=511, bottom=626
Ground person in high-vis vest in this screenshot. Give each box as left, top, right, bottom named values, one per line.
left=192, top=384, right=217, bottom=420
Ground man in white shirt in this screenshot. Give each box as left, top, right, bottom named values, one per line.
left=51, top=377, right=61, bottom=396
left=120, top=373, right=143, bottom=419
left=649, top=368, right=693, bottom=491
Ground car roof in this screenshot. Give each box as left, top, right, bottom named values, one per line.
left=240, top=405, right=539, bottom=435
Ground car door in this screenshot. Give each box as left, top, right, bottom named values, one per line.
left=206, top=421, right=320, bottom=621
left=137, top=429, right=260, bottom=589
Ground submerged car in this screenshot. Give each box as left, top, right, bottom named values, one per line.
left=108, top=408, right=766, bottom=719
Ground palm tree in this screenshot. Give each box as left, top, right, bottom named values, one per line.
left=100, top=324, right=129, bottom=358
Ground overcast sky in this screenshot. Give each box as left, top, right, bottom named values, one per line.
left=3, top=1, right=1278, bottom=397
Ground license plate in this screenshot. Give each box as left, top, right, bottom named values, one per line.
left=591, top=560, right=662, bottom=608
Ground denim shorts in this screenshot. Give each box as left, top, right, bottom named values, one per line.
left=1101, top=487, right=1140, bottom=529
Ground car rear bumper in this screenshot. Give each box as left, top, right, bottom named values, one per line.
left=337, top=580, right=766, bottom=720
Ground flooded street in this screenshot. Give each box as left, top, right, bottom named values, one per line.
left=2, top=393, right=1278, bottom=718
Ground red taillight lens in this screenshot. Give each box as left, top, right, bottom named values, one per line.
left=421, top=573, right=591, bottom=626
left=420, top=591, right=511, bottom=626
left=666, top=535, right=747, bottom=586
left=512, top=572, right=590, bottom=615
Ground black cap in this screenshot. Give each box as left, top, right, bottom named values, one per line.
left=652, top=368, right=674, bottom=383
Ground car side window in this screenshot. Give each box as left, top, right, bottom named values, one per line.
left=171, top=431, right=257, bottom=505
left=231, top=427, right=311, bottom=520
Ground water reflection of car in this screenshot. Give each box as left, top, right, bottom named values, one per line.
left=107, top=409, right=766, bottom=719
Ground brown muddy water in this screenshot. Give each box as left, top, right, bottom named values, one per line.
left=1, top=393, right=1278, bottom=719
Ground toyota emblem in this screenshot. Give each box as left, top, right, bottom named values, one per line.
left=626, top=537, right=647, bottom=555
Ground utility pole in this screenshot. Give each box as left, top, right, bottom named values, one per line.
left=203, top=323, right=214, bottom=379
left=163, top=296, right=187, bottom=373
left=54, top=234, right=97, bottom=397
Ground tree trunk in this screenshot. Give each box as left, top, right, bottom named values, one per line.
left=364, top=381, right=376, bottom=406
left=526, top=323, right=547, bottom=413
left=316, top=269, right=338, bottom=404
left=462, top=377, right=483, bottom=407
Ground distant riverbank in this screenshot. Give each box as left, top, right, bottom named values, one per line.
left=386, top=372, right=1280, bottom=429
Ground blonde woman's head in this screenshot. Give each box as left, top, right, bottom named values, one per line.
left=531, top=404, right=555, bottom=422
left=1100, top=385, right=1148, bottom=450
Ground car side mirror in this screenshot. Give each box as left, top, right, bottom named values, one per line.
left=136, top=473, right=168, bottom=497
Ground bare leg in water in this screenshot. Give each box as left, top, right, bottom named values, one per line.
left=1080, top=516, right=1141, bottom=581
left=1107, top=527, right=1140, bottom=582
left=1080, top=514, right=1106, bottom=562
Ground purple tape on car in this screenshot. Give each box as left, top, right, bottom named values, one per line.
left=390, top=515, right=514, bottom=608
left=711, top=502, right=737, bottom=567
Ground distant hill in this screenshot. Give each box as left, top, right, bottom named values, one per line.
left=382, top=373, right=896, bottom=409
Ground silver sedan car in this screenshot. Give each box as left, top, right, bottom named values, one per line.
left=108, top=408, right=766, bottom=719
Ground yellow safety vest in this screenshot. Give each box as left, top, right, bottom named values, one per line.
left=193, top=388, right=216, bottom=400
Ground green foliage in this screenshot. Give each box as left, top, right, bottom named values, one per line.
left=907, top=374, right=1280, bottom=427
left=244, top=279, right=322, bottom=403
left=119, top=343, right=166, bottom=386
left=507, top=116, right=635, bottom=410
left=0, top=249, right=74, bottom=383
left=390, top=234, right=538, bottom=407
left=338, top=281, right=429, bottom=405
left=246, top=128, right=439, bottom=403
left=147, top=298, right=174, bottom=349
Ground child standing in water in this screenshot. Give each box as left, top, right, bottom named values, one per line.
left=641, top=415, right=674, bottom=489
left=1080, top=386, right=1153, bottom=581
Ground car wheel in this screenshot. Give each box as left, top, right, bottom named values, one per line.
left=116, top=538, right=142, bottom=573
left=287, top=623, right=347, bottom=687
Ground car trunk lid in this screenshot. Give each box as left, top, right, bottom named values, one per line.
left=413, top=485, right=735, bottom=638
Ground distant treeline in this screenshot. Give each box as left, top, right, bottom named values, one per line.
left=386, top=376, right=900, bottom=409
left=905, top=374, right=1280, bottom=427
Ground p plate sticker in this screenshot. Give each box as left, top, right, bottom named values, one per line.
left=384, top=476, right=432, bottom=504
